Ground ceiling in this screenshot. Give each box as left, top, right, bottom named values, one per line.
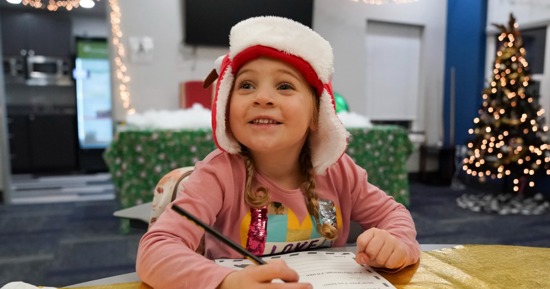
left=0, top=0, right=107, bottom=17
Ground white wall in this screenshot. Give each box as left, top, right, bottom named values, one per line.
left=111, top=0, right=226, bottom=119
left=110, top=0, right=447, bottom=145
left=314, top=0, right=447, bottom=144
left=488, top=0, right=550, bottom=27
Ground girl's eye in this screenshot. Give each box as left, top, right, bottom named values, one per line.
left=237, top=81, right=254, bottom=90
left=278, top=83, right=294, bottom=90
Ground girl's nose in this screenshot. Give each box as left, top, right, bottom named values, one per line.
left=254, top=88, right=274, bottom=106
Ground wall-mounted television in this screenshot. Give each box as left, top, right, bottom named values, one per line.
left=183, top=0, right=314, bottom=47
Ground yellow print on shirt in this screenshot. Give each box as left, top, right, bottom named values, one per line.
left=240, top=201, right=341, bottom=248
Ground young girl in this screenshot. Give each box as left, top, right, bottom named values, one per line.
left=136, top=16, right=420, bottom=289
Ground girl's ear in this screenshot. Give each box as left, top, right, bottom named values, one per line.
left=309, top=118, right=318, bottom=132
left=309, top=88, right=320, bottom=132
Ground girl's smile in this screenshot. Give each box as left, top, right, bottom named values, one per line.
left=249, top=117, right=281, bottom=125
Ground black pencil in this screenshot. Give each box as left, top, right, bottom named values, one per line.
left=171, top=204, right=267, bottom=265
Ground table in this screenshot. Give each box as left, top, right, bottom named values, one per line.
left=112, top=203, right=151, bottom=230
left=67, top=244, right=550, bottom=288
left=104, top=125, right=413, bottom=214
left=67, top=244, right=451, bottom=288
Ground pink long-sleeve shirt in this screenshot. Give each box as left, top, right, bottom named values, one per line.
left=136, top=149, right=419, bottom=288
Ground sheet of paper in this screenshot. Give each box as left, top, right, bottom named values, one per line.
left=216, top=251, right=395, bottom=289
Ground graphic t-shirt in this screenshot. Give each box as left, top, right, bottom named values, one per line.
left=136, top=149, right=419, bottom=289
left=240, top=199, right=337, bottom=256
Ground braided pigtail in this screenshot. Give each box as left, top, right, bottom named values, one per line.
left=300, top=142, right=338, bottom=241
left=241, top=148, right=270, bottom=208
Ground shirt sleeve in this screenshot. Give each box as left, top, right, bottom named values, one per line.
left=135, top=156, right=235, bottom=289
left=339, top=155, right=421, bottom=270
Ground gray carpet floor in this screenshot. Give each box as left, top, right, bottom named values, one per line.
left=8, top=173, right=115, bottom=204
left=1, top=181, right=549, bottom=287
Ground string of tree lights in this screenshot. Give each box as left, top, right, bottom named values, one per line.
left=460, top=14, right=549, bottom=212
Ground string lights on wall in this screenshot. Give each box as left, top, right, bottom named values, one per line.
left=6, top=0, right=97, bottom=11
left=108, top=0, right=134, bottom=115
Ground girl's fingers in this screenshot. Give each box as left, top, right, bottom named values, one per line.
left=385, top=246, right=407, bottom=269
left=356, top=228, right=407, bottom=269
left=252, top=260, right=300, bottom=283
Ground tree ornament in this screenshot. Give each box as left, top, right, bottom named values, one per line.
left=334, top=92, right=350, bottom=113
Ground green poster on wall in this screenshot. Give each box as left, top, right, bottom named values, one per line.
left=77, top=40, right=109, bottom=59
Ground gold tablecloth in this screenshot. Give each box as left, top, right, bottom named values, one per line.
left=104, top=125, right=413, bottom=211
left=381, top=245, right=550, bottom=288
left=67, top=245, right=550, bottom=289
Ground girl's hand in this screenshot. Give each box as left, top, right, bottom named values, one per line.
left=218, top=259, right=312, bottom=289
left=355, top=227, right=408, bottom=270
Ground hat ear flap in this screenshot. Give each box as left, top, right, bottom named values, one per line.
left=211, top=58, right=241, bottom=154
left=310, top=89, right=350, bottom=174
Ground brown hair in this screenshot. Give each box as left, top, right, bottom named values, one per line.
left=241, top=89, right=338, bottom=240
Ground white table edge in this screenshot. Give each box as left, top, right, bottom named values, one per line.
left=112, top=202, right=151, bottom=223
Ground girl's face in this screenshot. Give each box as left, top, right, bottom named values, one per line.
left=228, top=57, right=317, bottom=156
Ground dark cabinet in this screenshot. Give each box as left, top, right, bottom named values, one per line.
left=0, top=9, right=71, bottom=57
left=29, top=114, right=78, bottom=171
left=0, top=10, right=28, bottom=57
left=7, top=113, right=78, bottom=173
left=7, top=115, right=32, bottom=172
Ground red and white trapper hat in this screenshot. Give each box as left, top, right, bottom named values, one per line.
left=207, top=16, right=349, bottom=174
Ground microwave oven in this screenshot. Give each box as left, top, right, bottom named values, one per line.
left=25, top=55, right=72, bottom=86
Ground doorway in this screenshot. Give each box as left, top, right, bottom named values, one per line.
left=365, top=20, right=424, bottom=128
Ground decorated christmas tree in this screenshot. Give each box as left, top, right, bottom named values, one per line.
left=458, top=14, right=550, bottom=215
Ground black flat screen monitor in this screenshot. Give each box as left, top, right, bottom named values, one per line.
left=184, top=0, right=314, bottom=47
